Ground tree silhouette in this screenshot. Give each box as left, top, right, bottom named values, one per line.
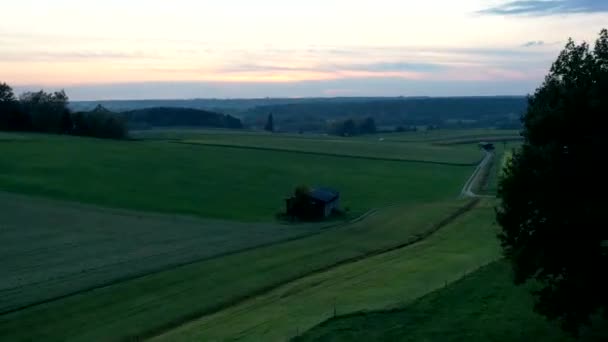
left=497, top=29, right=608, bottom=334
left=0, top=82, right=16, bottom=103
left=264, top=113, right=274, bottom=132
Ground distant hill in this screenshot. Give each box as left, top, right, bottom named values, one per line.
left=69, top=97, right=384, bottom=113
left=69, top=96, right=527, bottom=132
left=123, top=107, right=243, bottom=129
left=244, top=96, right=527, bottom=130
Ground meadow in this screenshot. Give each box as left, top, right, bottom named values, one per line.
left=0, top=128, right=510, bottom=341
left=178, top=135, right=481, bottom=165
left=0, top=200, right=471, bottom=341
left=154, top=200, right=501, bottom=341
left=295, top=260, right=583, bottom=342
left=0, top=134, right=473, bottom=221
left=134, top=128, right=518, bottom=164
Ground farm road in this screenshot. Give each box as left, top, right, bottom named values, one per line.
left=460, top=151, right=494, bottom=198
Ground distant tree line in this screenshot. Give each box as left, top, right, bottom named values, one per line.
left=72, top=105, right=128, bottom=139
left=245, top=97, right=526, bottom=131
left=123, top=107, right=243, bottom=129
left=394, top=125, right=418, bottom=133
left=0, top=82, right=127, bottom=139
left=327, top=117, right=376, bottom=136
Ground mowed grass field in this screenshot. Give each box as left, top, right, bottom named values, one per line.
left=0, top=191, right=327, bottom=314
left=0, top=134, right=473, bottom=221
left=0, top=200, right=470, bottom=341
left=154, top=200, right=501, bottom=341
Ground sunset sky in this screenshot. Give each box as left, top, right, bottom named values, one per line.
left=1, top=0, right=607, bottom=99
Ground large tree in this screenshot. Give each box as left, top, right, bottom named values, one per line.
left=0, top=82, right=16, bottom=103
left=0, top=82, right=28, bottom=131
left=19, top=90, right=70, bottom=133
left=497, top=29, right=608, bottom=333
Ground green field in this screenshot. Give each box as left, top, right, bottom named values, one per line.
left=154, top=200, right=501, bottom=341
left=133, top=128, right=517, bottom=164
left=0, top=134, right=473, bottom=221
left=0, top=200, right=472, bottom=341
left=179, top=136, right=481, bottom=164
left=295, top=259, right=608, bottom=342
left=0, top=191, right=327, bottom=314
left=0, top=129, right=514, bottom=341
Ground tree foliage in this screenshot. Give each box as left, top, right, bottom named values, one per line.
left=123, top=107, right=242, bottom=129
left=0, top=83, right=127, bottom=139
left=497, top=29, right=608, bottom=333
left=328, top=117, right=376, bottom=136
left=0, top=82, right=16, bottom=103
left=19, top=90, right=70, bottom=133
left=72, top=105, right=127, bottom=139
left=0, top=83, right=28, bottom=131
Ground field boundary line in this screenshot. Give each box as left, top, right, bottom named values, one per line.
left=172, top=141, right=479, bottom=167
left=141, top=198, right=480, bottom=341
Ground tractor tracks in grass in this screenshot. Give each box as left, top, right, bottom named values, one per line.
left=142, top=198, right=481, bottom=341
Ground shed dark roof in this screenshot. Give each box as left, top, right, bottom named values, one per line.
left=309, top=187, right=339, bottom=203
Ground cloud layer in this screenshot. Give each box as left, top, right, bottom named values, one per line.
left=480, top=0, right=608, bottom=15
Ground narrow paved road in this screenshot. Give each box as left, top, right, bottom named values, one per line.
left=460, top=151, right=494, bottom=198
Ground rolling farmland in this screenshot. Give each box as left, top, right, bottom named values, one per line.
left=0, top=200, right=470, bottom=340
left=0, top=191, right=327, bottom=314
left=0, top=129, right=510, bottom=341
left=154, top=200, right=501, bottom=341
left=0, top=134, right=472, bottom=221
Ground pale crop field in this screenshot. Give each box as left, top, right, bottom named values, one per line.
left=0, top=191, right=325, bottom=314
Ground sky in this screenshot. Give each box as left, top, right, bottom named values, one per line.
left=1, top=0, right=607, bottom=100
